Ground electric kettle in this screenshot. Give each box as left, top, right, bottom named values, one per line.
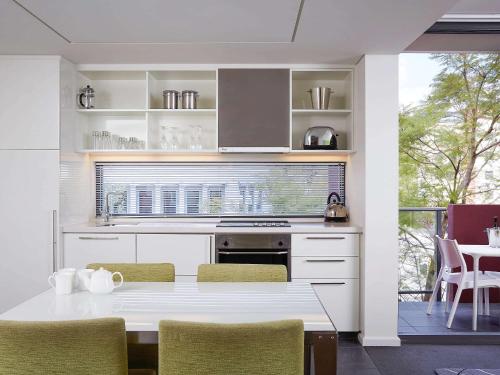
left=324, top=192, right=349, bottom=222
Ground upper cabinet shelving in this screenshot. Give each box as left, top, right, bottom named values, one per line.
left=78, top=71, right=146, bottom=110
left=75, top=67, right=354, bottom=154
left=147, top=70, right=217, bottom=110
left=291, top=70, right=352, bottom=110
left=291, top=69, right=354, bottom=152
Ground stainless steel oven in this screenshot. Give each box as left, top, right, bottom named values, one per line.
left=215, top=233, right=291, bottom=281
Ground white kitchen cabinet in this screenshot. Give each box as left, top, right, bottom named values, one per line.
left=0, top=150, right=59, bottom=313
left=310, top=279, right=359, bottom=332
left=73, top=67, right=354, bottom=155
left=292, top=257, right=359, bottom=279
left=137, top=234, right=211, bottom=276
left=63, top=233, right=136, bottom=269
left=291, top=233, right=360, bottom=332
left=292, top=233, right=359, bottom=256
left=0, top=57, right=60, bottom=150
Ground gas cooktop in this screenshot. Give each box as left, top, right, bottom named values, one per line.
left=216, top=220, right=291, bottom=228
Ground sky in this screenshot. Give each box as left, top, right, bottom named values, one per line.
left=399, top=53, right=442, bottom=108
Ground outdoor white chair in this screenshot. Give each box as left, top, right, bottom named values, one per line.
left=427, top=236, right=500, bottom=328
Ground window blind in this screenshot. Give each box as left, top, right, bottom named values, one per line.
left=95, top=162, right=345, bottom=217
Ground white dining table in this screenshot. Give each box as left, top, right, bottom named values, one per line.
left=0, top=281, right=334, bottom=332
left=459, top=244, right=500, bottom=331
left=0, top=281, right=337, bottom=375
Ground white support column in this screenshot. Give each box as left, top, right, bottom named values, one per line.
left=349, top=55, right=400, bottom=346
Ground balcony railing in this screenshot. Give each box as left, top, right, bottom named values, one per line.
left=398, top=207, right=447, bottom=302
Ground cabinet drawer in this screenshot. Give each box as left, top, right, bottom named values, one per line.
left=292, top=257, right=358, bottom=279
left=63, top=233, right=136, bottom=269
left=311, top=279, right=359, bottom=332
left=292, top=234, right=359, bottom=256
left=137, top=234, right=211, bottom=276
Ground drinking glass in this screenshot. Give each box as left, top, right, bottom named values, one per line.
left=91, top=131, right=101, bottom=150
left=192, top=125, right=203, bottom=150
left=102, top=131, right=112, bottom=150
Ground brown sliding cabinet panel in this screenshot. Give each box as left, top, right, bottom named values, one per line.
left=218, top=69, right=290, bottom=152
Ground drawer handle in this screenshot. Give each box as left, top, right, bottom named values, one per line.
left=314, top=282, right=346, bottom=285
left=305, top=259, right=345, bottom=262
left=306, top=237, right=346, bottom=240
left=78, top=236, right=119, bottom=240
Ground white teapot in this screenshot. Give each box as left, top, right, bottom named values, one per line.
left=84, top=267, right=123, bottom=294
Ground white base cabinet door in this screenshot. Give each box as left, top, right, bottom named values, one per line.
left=311, top=280, right=360, bottom=332
left=63, top=234, right=136, bottom=269
left=137, top=234, right=211, bottom=277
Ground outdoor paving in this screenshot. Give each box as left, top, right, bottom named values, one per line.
left=399, top=301, right=500, bottom=335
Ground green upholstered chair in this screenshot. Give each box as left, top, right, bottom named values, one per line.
left=0, top=318, right=128, bottom=375
left=87, top=263, right=175, bottom=282
left=197, top=264, right=287, bottom=282
left=86, top=263, right=174, bottom=374
left=159, top=320, right=304, bottom=375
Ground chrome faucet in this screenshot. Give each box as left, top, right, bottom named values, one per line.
left=103, top=191, right=125, bottom=222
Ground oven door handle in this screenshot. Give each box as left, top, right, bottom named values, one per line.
left=217, top=251, right=289, bottom=255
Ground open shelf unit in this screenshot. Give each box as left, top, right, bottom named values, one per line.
left=290, top=69, right=354, bottom=152
left=76, top=69, right=217, bottom=152
left=75, top=67, right=354, bottom=154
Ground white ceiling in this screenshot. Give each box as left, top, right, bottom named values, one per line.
left=15, top=0, right=302, bottom=43
left=407, top=0, right=500, bottom=52
left=0, top=0, right=461, bottom=64
left=446, top=0, right=500, bottom=14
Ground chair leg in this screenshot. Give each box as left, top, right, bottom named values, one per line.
left=478, top=288, right=484, bottom=316
left=427, top=269, right=444, bottom=315
left=447, top=281, right=464, bottom=329
left=446, top=285, right=453, bottom=313
left=485, top=288, right=490, bottom=316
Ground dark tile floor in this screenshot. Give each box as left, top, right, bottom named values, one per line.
left=399, top=301, right=500, bottom=335
left=365, top=344, right=500, bottom=375
left=337, top=302, right=500, bottom=374
left=338, top=335, right=381, bottom=375
left=338, top=336, right=500, bottom=375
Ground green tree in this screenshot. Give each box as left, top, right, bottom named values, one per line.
left=400, top=53, right=499, bottom=207
left=398, top=53, right=499, bottom=300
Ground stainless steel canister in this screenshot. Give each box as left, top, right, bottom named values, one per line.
left=163, top=90, right=180, bottom=109
left=307, top=87, right=334, bottom=110
left=181, top=90, right=199, bottom=109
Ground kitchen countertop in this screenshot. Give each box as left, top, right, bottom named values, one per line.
left=63, top=220, right=362, bottom=234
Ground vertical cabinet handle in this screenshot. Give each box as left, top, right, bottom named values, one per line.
left=52, top=210, right=57, bottom=272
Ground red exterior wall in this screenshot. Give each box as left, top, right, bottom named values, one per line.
left=447, top=204, right=500, bottom=302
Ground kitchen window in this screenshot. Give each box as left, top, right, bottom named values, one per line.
left=95, top=162, right=345, bottom=217
left=161, top=185, right=179, bottom=214
left=136, top=185, right=154, bottom=215
left=208, top=185, right=225, bottom=214
left=185, top=185, right=202, bottom=215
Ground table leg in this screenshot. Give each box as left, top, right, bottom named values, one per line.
left=304, top=334, right=312, bottom=375
left=310, top=331, right=337, bottom=375
left=472, top=256, right=479, bottom=331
